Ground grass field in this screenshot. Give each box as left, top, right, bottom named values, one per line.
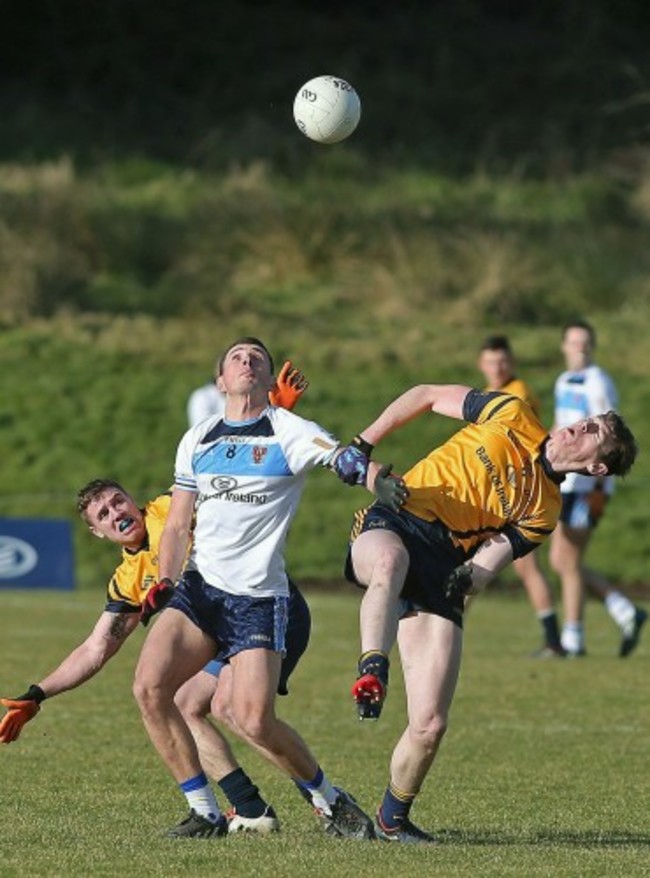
left=1, top=588, right=647, bottom=877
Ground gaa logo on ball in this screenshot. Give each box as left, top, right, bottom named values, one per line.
left=293, top=75, right=361, bottom=144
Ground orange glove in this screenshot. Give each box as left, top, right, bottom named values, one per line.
left=587, top=486, right=607, bottom=523
left=268, top=361, right=309, bottom=411
left=0, top=687, right=44, bottom=743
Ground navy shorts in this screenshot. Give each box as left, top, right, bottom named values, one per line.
left=168, top=570, right=289, bottom=663
left=559, top=491, right=607, bottom=530
left=345, top=504, right=467, bottom=628
left=202, top=579, right=311, bottom=695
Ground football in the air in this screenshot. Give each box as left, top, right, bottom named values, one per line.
left=293, top=76, right=361, bottom=144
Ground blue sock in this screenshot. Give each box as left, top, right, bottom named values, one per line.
left=358, top=650, right=390, bottom=685
left=378, top=782, right=415, bottom=830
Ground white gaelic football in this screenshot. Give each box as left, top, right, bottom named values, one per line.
left=293, top=76, right=361, bottom=144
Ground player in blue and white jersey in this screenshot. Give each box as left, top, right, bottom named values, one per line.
left=549, top=320, right=646, bottom=657
left=132, top=337, right=403, bottom=841
left=187, top=358, right=309, bottom=428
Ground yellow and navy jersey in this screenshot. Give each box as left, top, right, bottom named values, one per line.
left=104, top=494, right=173, bottom=614
left=401, top=390, right=561, bottom=558
left=495, top=377, right=541, bottom=418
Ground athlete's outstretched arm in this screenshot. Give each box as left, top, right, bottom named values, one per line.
left=0, top=610, right=139, bottom=743
left=335, top=382, right=469, bottom=507
left=37, top=611, right=140, bottom=695
left=359, top=384, right=472, bottom=447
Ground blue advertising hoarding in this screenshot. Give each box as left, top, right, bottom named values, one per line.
left=0, top=518, right=75, bottom=590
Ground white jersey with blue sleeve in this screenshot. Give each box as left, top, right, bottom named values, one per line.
left=174, top=406, right=340, bottom=596
left=554, top=364, right=618, bottom=494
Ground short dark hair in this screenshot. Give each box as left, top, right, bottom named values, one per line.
left=600, top=411, right=638, bottom=477
left=562, top=319, right=596, bottom=345
left=480, top=335, right=512, bottom=354
left=216, top=337, right=274, bottom=377
left=77, top=478, right=128, bottom=519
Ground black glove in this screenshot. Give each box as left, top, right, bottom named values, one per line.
left=374, top=464, right=409, bottom=513
left=444, top=564, right=474, bottom=602
left=140, top=578, right=175, bottom=627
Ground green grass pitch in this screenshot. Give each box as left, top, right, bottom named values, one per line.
left=0, top=588, right=647, bottom=877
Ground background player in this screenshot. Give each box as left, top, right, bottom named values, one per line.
left=477, top=334, right=564, bottom=657
left=549, top=320, right=646, bottom=657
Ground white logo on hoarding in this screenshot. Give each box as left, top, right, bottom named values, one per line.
left=0, top=536, right=38, bottom=578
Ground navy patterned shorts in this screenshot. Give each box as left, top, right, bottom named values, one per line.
left=202, top=579, right=311, bottom=694
left=168, top=569, right=290, bottom=663
left=345, top=504, right=467, bottom=628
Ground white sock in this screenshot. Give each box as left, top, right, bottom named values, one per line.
left=181, top=772, right=222, bottom=822
left=298, top=767, right=338, bottom=815
left=561, top=622, right=584, bottom=654
left=604, top=591, right=636, bottom=631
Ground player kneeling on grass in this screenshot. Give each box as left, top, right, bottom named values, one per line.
left=0, top=363, right=315, bottom=837
left=344, top=384, right=637, bottom=845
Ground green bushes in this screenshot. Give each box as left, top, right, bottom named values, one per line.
left=1, top=151, right=650, bottom=585
left=1, top=304, right=649, bottom=587
left=1, top=156, right=650, bottom=327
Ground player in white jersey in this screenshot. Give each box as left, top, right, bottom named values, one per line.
left=188, top=360, right=309, bottom=428
left=187, top=381, right=222, bottom=426
left=132, top=337, right=403, bottom=840
left=175, top=405, right=340, bottom=595
left=549, top=320, right=646, bottom=657
left=178, top=359, right=313, bottom=833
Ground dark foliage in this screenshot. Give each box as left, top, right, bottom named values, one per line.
left=3, top=1, right=650, bottom=172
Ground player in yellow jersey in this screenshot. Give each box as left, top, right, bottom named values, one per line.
left=0, top=363, right=312, bottom=837
left=478, top=334, right=541, bottom=414
left=0, top=480, right=309, bottom=834
left=477, top=334, right=564, bottom=657
left=344, top=382, right=637, bottom=844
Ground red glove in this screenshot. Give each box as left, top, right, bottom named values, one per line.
left=587, top=486, right=607, bottom=523
left=140, top=578, right=175, bottom=627
left=0, top=685, right=44, bottom=743
left=268, top=361, right=309, bottom=411
left=351, top=674, right=387, bottom=721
